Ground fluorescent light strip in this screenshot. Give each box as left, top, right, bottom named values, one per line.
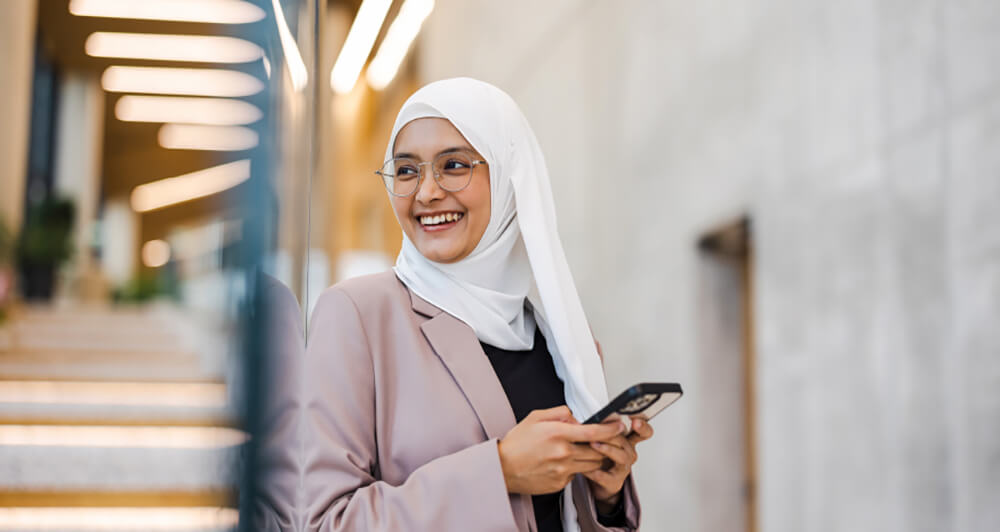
left=102, top=66, right=264, bottom=97
left=86, top=32, right=264, bottom=64
left=115, top=95, right=261, bottom=126
left=0, top=507, right=238, bottom=530
left=0, top=425, right=247, bottom=448
left=159, top=124, right=259, bottom=151
left=69, top=0, right=265, bottom=24
left=271, top=0, right=308, bottom=91
left=131, top=160, right=251, bottom=213
left=330, top=0, right=392, bottom=94
left=0, top=380, right=226, bottom=407
left=366, top=0, right=435, bottom=90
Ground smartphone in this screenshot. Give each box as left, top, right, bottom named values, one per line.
left=583, top=382, right=683, bottom=424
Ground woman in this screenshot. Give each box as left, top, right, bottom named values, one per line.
left=303, top=78, right=652, bottom=531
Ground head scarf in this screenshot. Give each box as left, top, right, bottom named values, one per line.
left=386, top=78, right=612, bottom=531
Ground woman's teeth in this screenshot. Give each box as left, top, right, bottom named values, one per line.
left=420, top=213, right=463, bottom=226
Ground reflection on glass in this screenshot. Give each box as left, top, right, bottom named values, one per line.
left=158, top=124, right=260, bottom=152
left=101, top=66, right=265, bottom=98
left=130, top=160, right=252, bottom=213
left=69, top=0, right=266, bottom=24
left=1, top=1, right=309, bottom=528
left=85, top=32, right=264, bottom=63
left=115, top=95, right=262, bottom=126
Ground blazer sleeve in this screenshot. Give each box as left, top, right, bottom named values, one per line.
left=301, top=287, right=518, bottom=532
left=572, top=473, right=641, bottom=532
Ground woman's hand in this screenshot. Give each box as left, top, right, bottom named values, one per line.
left=583, top=417, right=654, bottom=509
left=497, top=406, right=624, bottom=495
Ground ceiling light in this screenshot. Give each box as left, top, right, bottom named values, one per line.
left=86, top=32, right=264, bottom=63
left=102, top=66, right=264, bottom=97
left=69, top=0, right=265, bottom=24
left=272, top=0, right=308, bottom=91
left=130, top=160, right=251, bottom=213
left=158, top=124, right=259, bottom=151
left=115, top=95, right=262, bottom=126
left=141, top=239, right=171, bottom=268
left=330, top=0, right=392, bottom=94
left=367, top=0, right=434, bottom=90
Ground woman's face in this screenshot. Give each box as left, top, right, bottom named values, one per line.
left=390, top=118, right=490, bottom=263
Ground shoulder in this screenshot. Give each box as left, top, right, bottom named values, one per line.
left=314, top=270, right=411, bottom=320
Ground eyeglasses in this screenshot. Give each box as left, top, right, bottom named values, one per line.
left=375, top=149, right=487, bottom=197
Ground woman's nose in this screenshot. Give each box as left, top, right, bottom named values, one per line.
left=414, top=168, right=446, bottom=204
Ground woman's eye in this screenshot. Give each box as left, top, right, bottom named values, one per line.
left=442, top=159, right=470, bottom=171
left=396, top=166, right=419, bottom=180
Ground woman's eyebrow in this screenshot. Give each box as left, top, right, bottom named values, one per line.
left=392, top=146, right=471, bottom=160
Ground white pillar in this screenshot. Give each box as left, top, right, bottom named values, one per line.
left=0, top=0, right=38, bottom=236
left=53, top=71, right=105, bottom=293
left=101, top=200, right=137, bottom=287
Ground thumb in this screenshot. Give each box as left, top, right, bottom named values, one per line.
left=529, top=405, right=577, bottom=423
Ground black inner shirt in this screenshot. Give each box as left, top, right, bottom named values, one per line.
left=480, top=326, right=627, bottom=531
left=480, top=327, right=566, bottom=532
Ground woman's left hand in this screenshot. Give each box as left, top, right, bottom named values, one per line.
left=583, top=417, right=654, bottom=508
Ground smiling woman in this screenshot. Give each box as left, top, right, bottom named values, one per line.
left=387, top=118, right=491, bottom=263
left=298, top=78, right=647, bottom=532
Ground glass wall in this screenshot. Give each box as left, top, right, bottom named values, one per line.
left=0, top=1, right=317, bottom=530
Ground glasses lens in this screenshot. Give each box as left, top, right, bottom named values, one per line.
left=382, top=158, right=420, bottom=196
left=434, top=151, right=475, bottom=191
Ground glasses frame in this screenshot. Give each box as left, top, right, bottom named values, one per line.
left=375, top=150, right=487, bottom=197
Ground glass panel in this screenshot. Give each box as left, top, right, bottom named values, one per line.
left=0, top=1, right=317, bottom=530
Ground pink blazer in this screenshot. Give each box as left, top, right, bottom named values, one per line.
left=301, top=271, right=641, bottom=531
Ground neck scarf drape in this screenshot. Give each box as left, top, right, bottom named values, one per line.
left=387, top=78, right=611, bottom=532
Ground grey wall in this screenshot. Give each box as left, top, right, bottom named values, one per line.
left=419, top=1, right=1000, bottom=531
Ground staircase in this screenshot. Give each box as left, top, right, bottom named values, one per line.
left=0, top=304, right=244, bottom=531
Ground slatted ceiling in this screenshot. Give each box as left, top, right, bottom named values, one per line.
left=32, top=0, right=270, bottom=257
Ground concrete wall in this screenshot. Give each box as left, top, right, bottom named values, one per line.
left=418, top=1, right=1000, bottom=531
left=0, top=0, right=38, bottom=234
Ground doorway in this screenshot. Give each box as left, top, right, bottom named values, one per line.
left=696, top=216, right=757, bottom=532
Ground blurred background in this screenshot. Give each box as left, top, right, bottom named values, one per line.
left=1, top=0, right=998, bottom=531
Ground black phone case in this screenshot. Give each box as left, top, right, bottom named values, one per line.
left=583, top=382, right=683, bottom=424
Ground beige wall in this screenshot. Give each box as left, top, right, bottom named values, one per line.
left=418, top=1, right=1000, bottom=531
left=0, top=0, right=38, bottom=234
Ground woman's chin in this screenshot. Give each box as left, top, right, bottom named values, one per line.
left=415, top=242, right=465, bottom=264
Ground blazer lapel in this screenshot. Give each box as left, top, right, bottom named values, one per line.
left=412, top=291, right=517, bottom=441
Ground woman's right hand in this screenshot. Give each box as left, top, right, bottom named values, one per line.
left=497, top=405, right=624, bottom=495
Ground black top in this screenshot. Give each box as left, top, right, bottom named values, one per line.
left=480, top=327, right=626, bottom=531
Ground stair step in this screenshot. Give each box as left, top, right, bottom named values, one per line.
left=0, top=425, right=245, bottom=492
left=0, top=380, right=236, bottom=427
left=0, top=506, right=237, bottom=531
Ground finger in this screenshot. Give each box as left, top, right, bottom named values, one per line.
left=599, top=416, right=628, bottom=436
left=626, top=419, right=654, bottom=445
left=590, top=440, right=634, bottom=466
left=557, top=421, right=622, bottom=443
left=582, top=468, right=618, bottom=487
left=568, top=457, right=607, bottom=475
left=567, top=442, right=607, bottom=463
left=601, top=435, right=638, bottom=463
left=529, top=405, right=576, bottom=423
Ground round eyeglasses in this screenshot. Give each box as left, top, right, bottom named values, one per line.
left=376, top=150, right=487, bottom=197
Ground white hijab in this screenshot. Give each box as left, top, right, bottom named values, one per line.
left=387, top=78, right=611, bottom=530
